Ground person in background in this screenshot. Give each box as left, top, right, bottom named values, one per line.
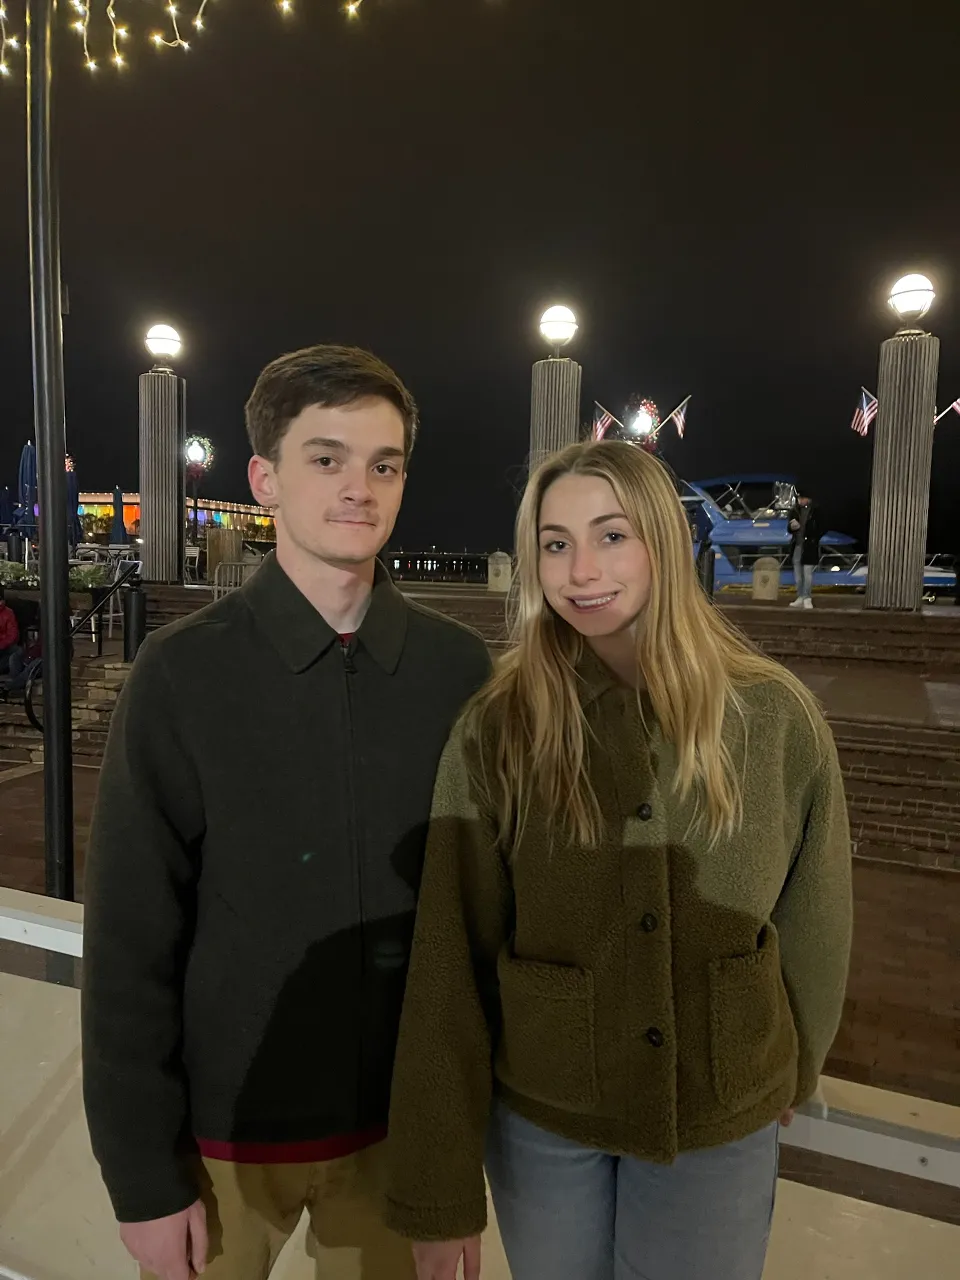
left=788, top=493, right=822, bottom=609
left=384, top=441, right=852, bottom=1280
left=0, top=584, right=24, bottom=681
left=81, top=345, right=491, bottom=1280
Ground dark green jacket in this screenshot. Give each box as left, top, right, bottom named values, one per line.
left=384, top=659, right=852, bottom=1241
left=81, top=554, right=491, bottom=1223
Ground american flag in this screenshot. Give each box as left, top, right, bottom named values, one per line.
left=850, top=388, right=878, bottom=437
left=593, top=403, right=616, bottom=440
left=662, top=395, right=691, bottom=439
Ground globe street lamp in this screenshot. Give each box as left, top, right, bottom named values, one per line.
left=139, top=323, right=186, bottom=583
left=145, top=323, right=183, bottom=364
left=865, top=273, right=940, bottom=611
left=888, top=273, right=935, bottom=324
left=529, top=304, right=583, bottom=473
left=185, top=435, right=214, bottom=546
left=539, top=304, right=579, bottom=356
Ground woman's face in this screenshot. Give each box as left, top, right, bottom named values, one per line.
left=537, top=473, right=652, bottom=637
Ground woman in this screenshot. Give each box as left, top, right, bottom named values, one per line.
left=384, top=442, right=852, bottom=1280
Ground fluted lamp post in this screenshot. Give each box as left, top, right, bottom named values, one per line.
left=529, top=305, right=582, bottom=473
left=865, top=274, right=939, bottom=612
left=139, top=324, right=187, bottom=583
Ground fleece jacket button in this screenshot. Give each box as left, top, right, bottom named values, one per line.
left=640, top=913, right=658, bottom=933
left=646, top=1027, right=665, bottom=1049
left=637, top=803, right=653, bottom=821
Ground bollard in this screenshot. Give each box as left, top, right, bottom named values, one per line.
left=698, top=545, right=716, bottom=600
left=123, top=580, right=147, bottom=663
left=6, top=529, right=24, bottom=565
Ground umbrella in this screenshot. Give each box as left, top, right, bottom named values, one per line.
left=0, top=486, right=12, bottom=529
left=16, top=440, right=37, bottom=530
left=66, top=464, right=82, bottom=549
left=110, top=486, right=129, bottom=544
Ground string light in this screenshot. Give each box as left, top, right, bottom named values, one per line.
left=153, top=2, right=190, bottom=50
left=106, top=0, right=125, bottom=67
left=1, top=3, right=21, bottom=76
left=0, top=1, right=367, bottom=77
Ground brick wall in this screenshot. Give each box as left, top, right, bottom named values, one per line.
left=827, top=861, right=960, bottom=1106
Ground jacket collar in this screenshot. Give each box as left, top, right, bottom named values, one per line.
left=576, top=642, right=620, bottom=707
left=241, top=551, right=407, bottom=675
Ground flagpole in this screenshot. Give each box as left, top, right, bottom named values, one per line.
left=661, top=395, right=691, bottom=436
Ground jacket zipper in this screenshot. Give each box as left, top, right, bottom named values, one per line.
left=341, top=639, right=364, bottom=1118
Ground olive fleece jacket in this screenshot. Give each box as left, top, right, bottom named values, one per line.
left=384, top=657, right=853, bottom=1241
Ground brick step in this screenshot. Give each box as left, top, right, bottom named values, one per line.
left=845, top=778, right=960, bottom=824
left=837, top=749, right=960, bottom=791
left=0, top=741, right=34, bottom=765
left=828, top=717, right=960, bottom=753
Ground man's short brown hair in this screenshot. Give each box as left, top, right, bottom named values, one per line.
left=245, top=344, right=419, bottom=465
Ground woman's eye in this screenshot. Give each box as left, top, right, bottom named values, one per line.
left=542, top=540, right=567, bottom=554
left=604, top=530, right=625, bottom=544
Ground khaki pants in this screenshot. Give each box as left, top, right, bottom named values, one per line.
left=156, top=1142, right=417, bottom=1280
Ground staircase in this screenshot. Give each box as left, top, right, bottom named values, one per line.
left=0, top=659, right=129, bottom=768
left=832, top=719, right=960, bottom=873
left=146, top=584, right=213, bottom=632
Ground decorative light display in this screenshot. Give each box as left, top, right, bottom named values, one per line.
left=626, top=396, right=660, bottom=438
left=185, top=434, right=214, bottom=475
left=0, top=0, right=366, bottom=78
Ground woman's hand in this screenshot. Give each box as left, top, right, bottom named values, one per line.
left=779, top=1108, right=795, bottom=1127
left=412, top=1237, right=481, bottom=1280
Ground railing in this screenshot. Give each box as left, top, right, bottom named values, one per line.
left=22, top=561, right=142, bottom=735
left=0, top=887, right=957, bottom=1240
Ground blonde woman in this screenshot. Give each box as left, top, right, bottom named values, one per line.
left=384, top=442, right=852, bottom=1280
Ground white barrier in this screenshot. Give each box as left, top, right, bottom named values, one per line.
left=2, top=889, right=958, bottom=1193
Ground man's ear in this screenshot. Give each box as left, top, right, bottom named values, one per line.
left=248, top=455, right=278, bottom=509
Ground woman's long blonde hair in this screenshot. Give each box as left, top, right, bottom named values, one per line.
left=465, top=441, right=817, bottom=850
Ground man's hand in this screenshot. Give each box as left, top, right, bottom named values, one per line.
left=119, top=1200, right=208, bottom=1280
left=412, top=1236, right=481, bottom=1280
left=779, top=1108, right=796, bottom=1127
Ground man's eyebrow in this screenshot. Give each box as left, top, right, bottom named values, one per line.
left=301, top=437, right=346, bottom=451
left=301, top=439, right=405, bottom=461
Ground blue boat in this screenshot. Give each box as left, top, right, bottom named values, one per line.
left=682, top=474, right=956, bottom=598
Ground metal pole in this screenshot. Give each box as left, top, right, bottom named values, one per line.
left=27, top=0, right=74, bottom=900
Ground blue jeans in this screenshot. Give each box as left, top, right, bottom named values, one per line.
left=486, top=1104, right=779, bottom=1280
left=792, top=546, right=814, bottom=600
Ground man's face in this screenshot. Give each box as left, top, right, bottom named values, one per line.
left=248, top=398, right=407, bottom=568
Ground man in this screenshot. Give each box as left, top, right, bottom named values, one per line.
left=0, top=584, right=24, bottom=681
left=788, top=493, right=822, bottom=610
left=82, top=345, right=492, bottom=1280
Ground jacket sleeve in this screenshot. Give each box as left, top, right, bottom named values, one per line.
left=0, top=606, right=18, bottom=649
left=384, top=722, right=512, bottom=1241
left=81, top=636, right=206, bottom=1223
left=772, top=717, right=853, bottom=1105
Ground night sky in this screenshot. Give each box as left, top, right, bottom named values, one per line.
left=1, top=0, right=959, bottom=553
